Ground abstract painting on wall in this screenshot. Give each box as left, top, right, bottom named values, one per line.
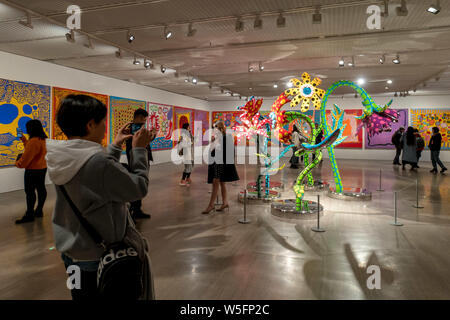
left=326, top=109, right=363, bottom=148
left=411, top=108, right=449, bottom=150
left=52, top=87, right=109, bottom=146
left=0, top=78, right=50, bottom=167
left=212, top=111, right=243, bottom=128
left=109, top=96, right=146, bottom=150
left=194, top=109, right=210, bottom=146
left=148, top=102, right=174, bottom=151
left=365, top=109, right=408, bottom=149
left=173, top=107, right=194, bottom=143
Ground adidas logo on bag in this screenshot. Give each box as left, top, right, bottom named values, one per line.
left=97, top=247, right=139, bottom=284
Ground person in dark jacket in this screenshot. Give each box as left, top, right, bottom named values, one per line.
left=401, top=126, right=417, bottom=170
left=391, top=127, right=404, bottom=165
left=429, top=127, right=448, bottom=174
left=414, top=128, right=425, bottom=168
left=125, top=108, right=157, bottom=219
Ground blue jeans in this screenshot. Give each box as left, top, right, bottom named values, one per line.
left=62, top=254, right=99, bottom=300
left=431, top=150, right=445, bottom=169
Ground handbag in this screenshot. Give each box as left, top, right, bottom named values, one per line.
left=58, top=185, right=144, bottom=299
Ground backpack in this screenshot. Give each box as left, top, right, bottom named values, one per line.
left=417, top=137, right=425, bottom=150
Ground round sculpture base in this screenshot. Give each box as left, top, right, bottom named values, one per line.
left=247, top=181, right=284, bottom=192
left=327, top=187, right=372, bottom=201
left=271, top=199, right=323, bottom=220
left=293, top=180, right=330, bottom=192
left=238, top=189, right=280, bottom=204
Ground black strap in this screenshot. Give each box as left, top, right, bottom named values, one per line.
left=58, top=185, right=105, bottom=248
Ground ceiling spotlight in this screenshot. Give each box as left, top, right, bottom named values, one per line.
left=339, top=57, right=345, bottom=67
left=387, top=79, right=393, bottom=84
left=392, top=55, right=400, bottom=64
left=184, top=78, right=189, bottom=83
left=312, top=6, right=322, bottom=24
left=65, top=30, right=75, bottom=43
left=160, top=65, right=166, bottom=73
left=127, top=30, right=135, bottom=43
left=259, top=62, right=264, bottom=71
left=396, top=0, right=408, bottom=16
left=235, top=18, right=244, bottom=32
left=348, top=56, right=355, bottom=67
left=19, top=11, right=33, bottom=29
left=379, top=55, right=385, bottom=64
left=249, top=63, right=254, bottom=72
left=254, top=15, right=263, bottom=29
left=133, top=56, right=140, bottom=65
left=187, top=23, right=197, bottom=37
left=273, top=84, right=278, bottom=88
left=144, top=59, right=152, bottom=69
left=277, top=13, right=286, bottom=28
left=164, top=27, right=173, bottom=40
left=357, top=78, right=365, bottom=85
left=385, top=86, right=389, bottom=90
left=428, top=1, right=441, bottom=14
left=192, top=77, right=198, bottom=84
left=115, top=49, right=122, bottom=59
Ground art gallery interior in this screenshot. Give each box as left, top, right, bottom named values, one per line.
left=0, top=0, right=449, bottom=301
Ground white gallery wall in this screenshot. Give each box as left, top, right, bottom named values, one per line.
left=0, top=51, right=210, bottom=193
left=208, top=95, right=450, bottom=163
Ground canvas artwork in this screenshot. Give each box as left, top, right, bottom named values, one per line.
left=0, top=78, right=50, bottom=167
left=212, top=111, right=243, bottom=128
left=411, top=108, right=450, bottom=150
left=109, top=96, right=146, bottom=149
left=173, top=107, right=194, bottom=143
left=194, top=109, right=210, bottom=146
left=365, top=109, right=408, bottom=149
left=325, top=109, right=363, bottom=148
left=147, top=102, right=174, bottom=151
left=52, top=87, right=109, bottom=146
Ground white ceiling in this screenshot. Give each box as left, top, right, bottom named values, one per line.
left=0, top=0, right=449, bottom=101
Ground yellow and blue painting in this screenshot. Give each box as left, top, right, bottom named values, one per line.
left=0, top=78, right=50, bottom=167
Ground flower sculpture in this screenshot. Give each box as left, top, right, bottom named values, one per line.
left=284, top=72, right=326, bottom=112
left=232, top=97, right=271, bottom=143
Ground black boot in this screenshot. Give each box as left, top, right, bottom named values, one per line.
left=15, top=213, right=35, bottom=224
left=441, top=167, right=448, bottom=174
left=430, top=168, right=437, bottom=173
left=34, top=209, right=43, bottom=218
left=132, top=209, right=151, bottom=219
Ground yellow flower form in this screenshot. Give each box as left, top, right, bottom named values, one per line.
left=284, top=72, right=325, bottom=112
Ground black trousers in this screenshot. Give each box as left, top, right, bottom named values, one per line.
left=393, top=147, right=402, bottom=164
left=24, top=168, right=47, bottom=215
left=121, top=163, right=144, bottom=214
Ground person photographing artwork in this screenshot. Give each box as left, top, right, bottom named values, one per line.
left=125, top=108, right=157, bottom=220
left=178, top=122, right=194, bottom=186
left=14, top=120, right=48, bottom=224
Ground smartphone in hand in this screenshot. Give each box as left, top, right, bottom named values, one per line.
left=130, top=123, right=144, bottom=135
left=16, top=128, right=23, bottom=138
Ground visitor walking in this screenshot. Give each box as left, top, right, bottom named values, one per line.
left=15, top=120, right=48, bottom=224
left=429, top=127, right=448, bottom=174
left=178, top=122, right=194, bottom=186
left=202, top=121, right=239, bottom=214
left=290, top=125, right=301, bottom=169
left=46, top=94, right=154, bottom=300
left=401, top=126, right=418, bottom=170
left=414, top=128, right=425, bottom=168
left=391, top=127, right=404, bottom=165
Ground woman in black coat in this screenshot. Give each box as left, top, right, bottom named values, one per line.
left=202, top=121, right=239, bottom=214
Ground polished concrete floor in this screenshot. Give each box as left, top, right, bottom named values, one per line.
left=0, top=158, right=449, bottom=300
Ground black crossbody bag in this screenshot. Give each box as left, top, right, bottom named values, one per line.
left=58, top=185, right=144, bottom=299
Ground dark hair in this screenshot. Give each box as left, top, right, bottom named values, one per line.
left=57, top=94, right=107, bottom=137
left=406, top=126, right=415, bottom=146
left=182, top=122, right=190, bottom=130
left=413, top=128, right=419, bottom=133
left=432, top=127, right=439, bottom=133
left=134, top=108, right=148, bottom=119
left=26, top=119, right=47, bottom=139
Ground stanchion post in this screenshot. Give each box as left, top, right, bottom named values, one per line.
left=376, top=168, right=384, bottom=192
left=391, top=191, right=403, bottom=226
left=239, top=189, right=251, bottom=224
left=412, top=177, right=424, bottom=209
left=311, top=194, right=325, bottom=232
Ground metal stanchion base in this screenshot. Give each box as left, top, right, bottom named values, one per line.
left=247, top=181, right=284, bottom=192
left=238, top=190, right=280, bottom=204
left=327, top=187, right=372, bottom=201
left=238, top=218, right=251, bottom=224
left=412, top=205, right=424, bottom=209
left=390, top=222, right=404, bottom=226
left=293, top=180, right=330, bottom=192
left=271, top=199, right=323, bottom=221
left=311, top=227, right=326, bottom=232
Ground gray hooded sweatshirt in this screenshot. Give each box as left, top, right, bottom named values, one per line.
left=46, top=139, right=149, bottom=261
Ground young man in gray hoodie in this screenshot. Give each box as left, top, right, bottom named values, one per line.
left=46, top=94, right=155, bottom=300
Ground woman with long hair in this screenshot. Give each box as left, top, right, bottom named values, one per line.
left=15, top=119, right=48, bottom=224
left=202, top=121, right=239, bottom=214
left=290, top=125, right=301, bottom=169
left=401, top=126, right=418, bottom=170
left=178, top=122, right=194, bottom=186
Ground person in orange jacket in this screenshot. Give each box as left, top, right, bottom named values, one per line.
left=15, top=120, right=48, bottom=224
